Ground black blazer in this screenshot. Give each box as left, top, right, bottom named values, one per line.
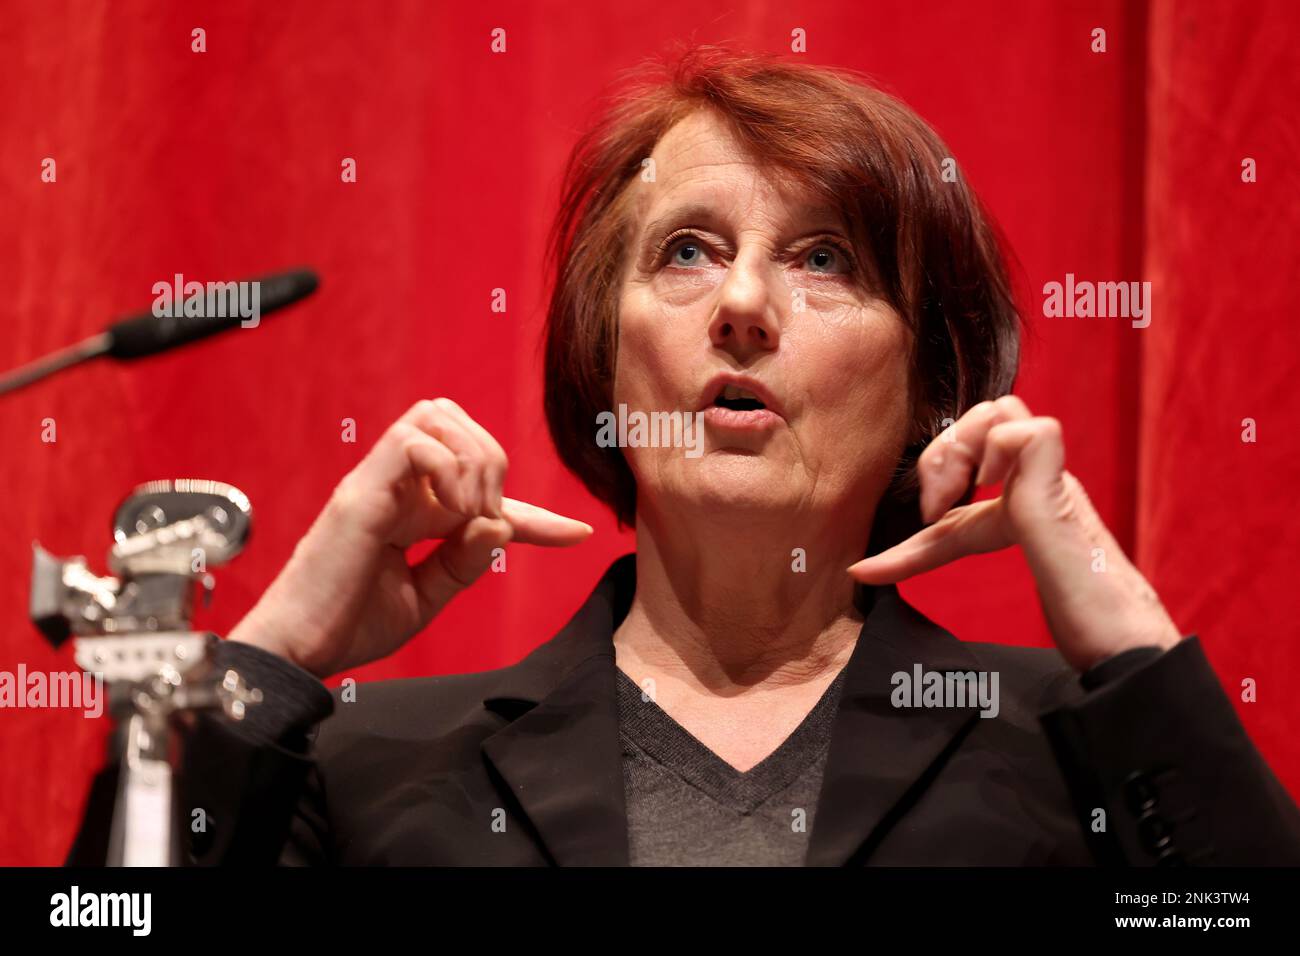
left=69, top=554, right=1300, bottom=866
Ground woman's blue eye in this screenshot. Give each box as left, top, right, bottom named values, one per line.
left=671, top=242, right=706, bottom=266
left=806, top=245, right=846, bottom=274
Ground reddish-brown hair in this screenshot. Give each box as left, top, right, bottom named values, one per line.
left=543, top=44, right=1019, bottom=542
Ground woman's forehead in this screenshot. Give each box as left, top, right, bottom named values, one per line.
left=652, top=110, right=746, bottom=165
left=634, top=115, right=844, bottom=233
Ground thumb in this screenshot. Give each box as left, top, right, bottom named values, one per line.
left=411, top=516, right=513, bottom=619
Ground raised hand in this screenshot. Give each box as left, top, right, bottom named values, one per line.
left=227, top=398, right=592, bottom=678
left=848, top=395, right=1180, bottom=672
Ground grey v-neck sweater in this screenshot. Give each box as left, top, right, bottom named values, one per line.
left=616, top=667, right=848, bottom=866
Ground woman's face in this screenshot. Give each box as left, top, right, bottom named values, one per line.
left=614, top=110, right=915, bottom=530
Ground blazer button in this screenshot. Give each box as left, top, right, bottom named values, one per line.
left=1124, top=770, right=1159, bottom=815
left=1137, top=810, right=1174, bottom=854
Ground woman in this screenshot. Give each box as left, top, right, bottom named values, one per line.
left=73, top=46, right=1300, bottom=866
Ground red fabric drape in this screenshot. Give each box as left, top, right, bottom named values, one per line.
left=1136, top=0, right=1300, bottom=791
left=0, top=0, right=1294, bottom=865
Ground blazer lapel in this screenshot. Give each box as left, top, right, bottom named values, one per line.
left=806, top=585, right=983, bottom=866
left=479, top=555, right=634, bottom=866
left=479, top=558, right=986, bottom=867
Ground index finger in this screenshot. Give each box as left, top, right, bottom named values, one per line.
left=501, top=497, right=594, bottom=547
left=848, top=498, right=1007, bottom=583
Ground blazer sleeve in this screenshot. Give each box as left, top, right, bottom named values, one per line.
left=65, top=640, right=335, bottom=866
left=1037, top=636, right=1300, bottom=866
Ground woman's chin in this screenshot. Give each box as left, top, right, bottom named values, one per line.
left=658, top=458, right=809, bottom=518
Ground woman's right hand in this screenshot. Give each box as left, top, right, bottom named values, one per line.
left=225, top=398, right=593, bottom=679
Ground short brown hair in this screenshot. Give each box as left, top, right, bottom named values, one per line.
left=543, top=44, right=1019, bottom=543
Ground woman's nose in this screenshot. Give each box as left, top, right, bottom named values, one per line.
left=707, top=251, right=781, bottom=356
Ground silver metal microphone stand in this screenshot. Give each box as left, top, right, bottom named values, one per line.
left=30, top=479, right=262, bottom=866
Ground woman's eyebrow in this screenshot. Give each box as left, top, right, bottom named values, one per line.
left=640, top=202, right=720, bottom=240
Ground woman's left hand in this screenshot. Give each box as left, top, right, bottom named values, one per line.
left=847, top=395, right=1181, bottom=673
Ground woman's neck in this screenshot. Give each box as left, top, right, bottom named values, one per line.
left=613, top=502, right=871, bottom=694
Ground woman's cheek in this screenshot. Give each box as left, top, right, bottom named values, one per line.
left=614, top=294, right=660, bottom=383
left=613, top=322, right=682, bottom=415
left=796, top=323, right=912, bottom=456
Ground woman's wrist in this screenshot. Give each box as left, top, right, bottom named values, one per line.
left=226, top=607, right=300, bottom=669
left=224, top=567, right=330, bottom=677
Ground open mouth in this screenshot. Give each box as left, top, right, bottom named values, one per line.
left=712, top=384, right=767, bottom=412
left=699, top=375, right=782, bottom=434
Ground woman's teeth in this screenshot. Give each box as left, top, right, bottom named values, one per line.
left=716, top=385, right=765, bottom=410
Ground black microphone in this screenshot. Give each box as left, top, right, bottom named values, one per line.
left=106, top=267, right=318, bottom=359
left=0, top=267, right=319, bottom=395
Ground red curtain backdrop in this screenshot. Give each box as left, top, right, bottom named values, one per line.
left=0, top=0, right=1295, bottom=865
